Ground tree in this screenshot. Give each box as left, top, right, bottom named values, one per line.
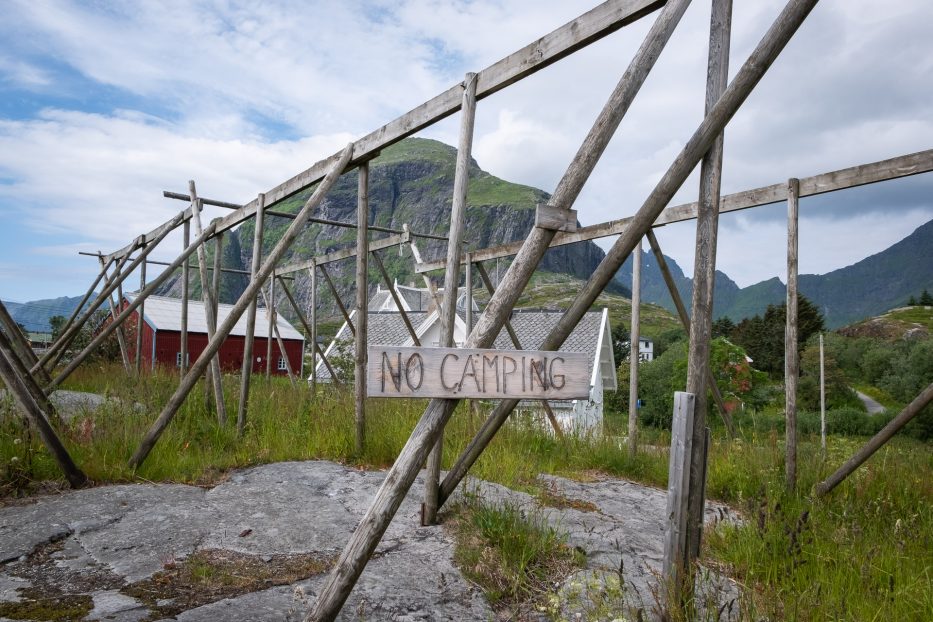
left=907, top=296, right=917, bottom=306
left=711, top=316, right=735, bottom=339
left=610, top=323, right=630, bottom=365
left=920, top=289, right=933, bottom=306
left=731, top=294, right=825, bottom=376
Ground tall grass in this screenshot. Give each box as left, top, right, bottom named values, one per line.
left=2, top=363, right=931, bottom=620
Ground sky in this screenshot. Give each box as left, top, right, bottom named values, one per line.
left=1, top=0, right=931, bottom=304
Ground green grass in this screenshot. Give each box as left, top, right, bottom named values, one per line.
left=883, top=305, right=933, bottom=331
left=2, top=365, right=931, bottom=620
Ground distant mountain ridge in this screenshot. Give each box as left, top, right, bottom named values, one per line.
left=614, top=218, right=933, bottom=328
left=3, top=295, right=93, bottom=333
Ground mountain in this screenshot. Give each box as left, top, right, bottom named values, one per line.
left=158, top=137, right=625, bottom=321
left=614, top=218, right=933, bottom=329
left=3, top=295, right=94, bottom=333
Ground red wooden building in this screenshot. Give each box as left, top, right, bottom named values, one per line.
left=115, top=295, right=304, bottom=376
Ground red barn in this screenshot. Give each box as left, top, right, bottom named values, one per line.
left=116, top=295, right=304, bottom=376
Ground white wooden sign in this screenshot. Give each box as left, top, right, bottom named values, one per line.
left=368, top=346, right=591, bottom=400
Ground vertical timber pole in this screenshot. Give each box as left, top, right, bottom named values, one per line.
left=785, top=177, right=800, bottom=491
left=662, top=391, right=696, bottom=606
left=465, top=253, right=473, bottom=334
left=238, top=194, right=265, bottom=435
left=820, top=333, right=826, bottom=455
left=310, top=265, right=318, bottom=395
left=99, top=257, right=131, bottom=373
left=180, top=220, right=190, bottom=375
left=423, top=71, right=477, bottom=527
left=628, top=238, right=642, bottom=457
left=266, top=274, right=275, bottom=380
left=189, top=183, right=228, bottom=423
left=355, top=163, right=370, bottom=456
left=681, top=0, right=733, bottom=591
left=135, top=260, right=146, bottom=373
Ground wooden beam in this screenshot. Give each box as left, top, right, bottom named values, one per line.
left=260, top=288, right=297, bottom=386
left=815, top=382, right=933, bottom=497
left=104, top=0, right=665, bottom=264
left=0, top=327, right=59, bottom=422
left=662, top=391, right=696, bottom=598
left=129, top=144, right=355, bottom=470
left=135, top=259, right=146, bottom=374
left=265, top=276, right=275, bottom=380
left=180, top=220, right=190, bottom=375
left=424, top=72, right=478, bottom=526
left=415, top=148, right=933, bottom=273
left=370, top=251, right=421, bottom=346
left=356, top=162, right=370, bottom=456
left=310, top=266, right=318, bottom=393
left=628, top=238, right=642, bottom=457
left=277, top=232, right=410, bottom=275
left=278, top=275, right=344, bottom=388
left=0, top=300, right=52, bottom=386
left=238, top=194, right=265, bottom=434
left=318, top=264, right=355, bottom=337
left=785, top=177, right=800, bottom=491
left=99, top=258, right=131, bottom=373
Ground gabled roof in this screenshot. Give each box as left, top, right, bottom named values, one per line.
left=370, top=282, right=480, bottom=313
left=126, top=294, right=304, bottom=341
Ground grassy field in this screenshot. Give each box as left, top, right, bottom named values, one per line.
left=1, top=365, right=931, bottom=620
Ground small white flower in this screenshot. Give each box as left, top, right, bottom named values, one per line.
left=10, top=456, right=19, bottom=463
left=13, top=438, right=22, bottom=445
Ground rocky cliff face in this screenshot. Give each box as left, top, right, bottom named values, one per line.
left=158, top=137, right=617, bottom=326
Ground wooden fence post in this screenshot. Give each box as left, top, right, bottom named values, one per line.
left=129, top=143, right=354, bottom=470
left=423, top=72, right=477, bottom=526
left=355, top=162, right=370, bottom=456
left=238, top=195, right=266, bottom=434
left=628, top=238, right=642, bottom=457
left=785, top=177, right=800, bottom=491
left=662, top=391, right=696, bottom=609
left=684, top=0, right=733, bottom=568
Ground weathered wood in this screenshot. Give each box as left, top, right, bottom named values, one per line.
left=534, top=204, right=578, bottom=232
left=683, top=0, right=732, bottom=580
left=371, top=251, right=421, bottom=346
left=310, top=267, right=318, bottom=392
left=55, top=260, right=110, bottom=356
left=279, top=232, right=410, bottom=276
left=406, top=240, right=444, bottom=311
left=465, top=254, right=473, bottom=335
left=628, top=238, right=642, bottom=457
left=189, top=184, right=227, bottom=424
left=0, top=327, right=58, bottom=422
left=238, top=194, right=266, bottom=434
left=48, top=219, right=219, bottom=390
left=279, top=275, right=342, bottom=387
left=785, top=177, right=800, bottom=491
left=260, top=288, right=297, bottom=386
left=98, top=258, right=131, bottom=373
left=309, top=0, right=694, bottom=614
left=101, top=0, right=663, bottom=267
left=368, top=346, right=590, bottom=400
left=265, top=276, right=275, bottom=380
left=318, top=264, right=355, bottom=338
left=819, top=333, right=826, bottom=454
left=129, top=144, right=354, bottom=470
left=0, top=345, right=87, bottom=488
left=0, top=299, right=52, bottom=386
left=438, top=0, right=816, bottom=531
left=356, top=163, right=370, bottom=456
left=662, top=391, right=696, bottom=606
left=816, top=381, right=933, bottom=497
left=415, top=147, right=933, bottom=273
left=135, top=259, right=146, bottom=373
left=474, top=260, right=562, bottom=437
left=424, top=74, right=478, bottom=525
left=644, top=230, right=735, bottom=436
left=180, top=220, right=190, bottom=375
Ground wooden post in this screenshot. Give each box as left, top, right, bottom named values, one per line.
left=99, top=258, right=131, bottom=373
left=355, top=162, right=370, bottom=456
left=662, top=391, right=696, bottom=606
left=237, top=194, right=265, bottom=434
left=260, top=288, right=297, bottom=386
left=55, top=260, right=110, bottom=356
left=310, top=265, right=318, bottom=393
left=0, top=346, right=87, bottom=488
left=129, top=143, right=354, bottom=470
left=135, top=260, right=146, bottom=373
left=371, top=251, right=421, bottom=345
left=49, top=217, right=218, bottom=390
left=188, top=184, right=227, bottom=424
left=424, top=72, right=477, bottom=526
left=319, top=264, right=355, bottom=336
left=645, top=230, right=736, bottom=436
left=683, top=0, right=732, bottom=574
left=816, top=382, right=933, bottom=496
left=308, top=0, right=700, bottom=612
left=0, top=299, right=52, bottom=386
left=438, top=0, right=815, bottom=523
left=265, top=275, right=276, bottom=380
left=628, top=238, right=642, bottom=457
left=181, top=220, right=190, bottom=375
left=820, top=333, right=826, bottom=454
left=465, top=253, right=473, bottom=334
left=785, top=177, right=800, bottom=491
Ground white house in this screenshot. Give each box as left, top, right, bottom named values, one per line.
left=315, top=294, right=616, bottom=433
left=638, top=337, right=654, bottom=362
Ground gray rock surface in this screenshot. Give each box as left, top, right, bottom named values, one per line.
left=0, top=460, right=740, bottom=621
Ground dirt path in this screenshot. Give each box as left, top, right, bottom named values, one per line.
left=0, top=461, right=739, bottom=621
left=856, top=390, right=886, bottom=414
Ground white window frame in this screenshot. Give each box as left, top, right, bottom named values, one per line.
left=176, top=352, right=189, bottom=367
left=277, top=356, right=288, bottom=371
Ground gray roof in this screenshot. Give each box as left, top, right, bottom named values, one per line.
left=369, top=284, right=480, bottom=313
left=315, top=309, right=607, bottom=384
